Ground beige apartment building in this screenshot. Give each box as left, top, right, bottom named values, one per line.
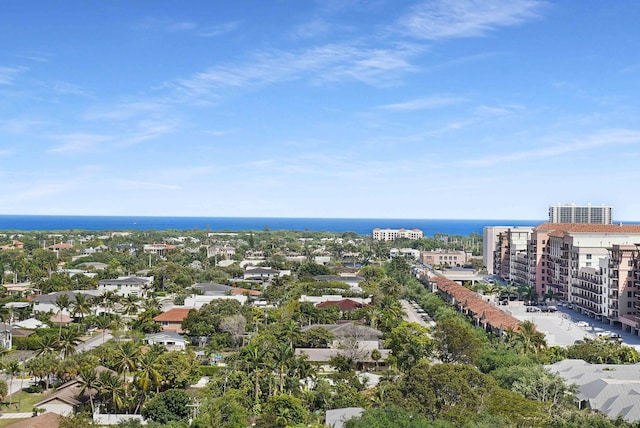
left=372, top=228, right=423, bottom=241
left=421, top=250, right=471, bottom=267
left=493, top=223, right=640, bottom=334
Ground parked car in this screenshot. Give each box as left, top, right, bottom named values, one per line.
left=543, top=305, right=557, bottom=312
left=526, top=306, right=542, bottom=312
left=576, top=321, right=589, bottom=327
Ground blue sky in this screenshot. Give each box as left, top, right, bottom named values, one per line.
left=1, top=1, right=640, bottom=220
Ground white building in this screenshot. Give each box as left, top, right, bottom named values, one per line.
left=549, top=204, right=613, bottom=224
left=483, top=226, right=510, bottom=275
left=372, top=228, right=423, bottom=241
left=144, top=331, right=187, bottom=351
left=97, top=276, right=152, bottom=298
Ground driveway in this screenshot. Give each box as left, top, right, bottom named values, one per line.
left=504, top=301, right=640, bottom=349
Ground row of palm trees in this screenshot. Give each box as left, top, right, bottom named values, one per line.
left=53, top=291, right=150, bottom=322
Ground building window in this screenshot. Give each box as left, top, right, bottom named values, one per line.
left=628, top=291, right=633, bottom=298
left=586, top=254, right=592, bottom=260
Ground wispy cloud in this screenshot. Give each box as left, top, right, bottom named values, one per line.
left=378, top=95, right=466, bottom=111
left=399, top=0, right=546, bottom=40
left=290, top=19, right=336, bottom=40
left=460, top=129, right=640, bottom=167
left=0, top=118, right=47, bottom=134
left=170, top=42, right=421, bottom=97
left=51, top=81, right=91, bottom=97
left=167, top=21, right=197, bottom=32
left=48, top=133, right=113, bottom=153
left=199, top=21, right=240, bottom=37
left=84, top=100, right=169, bottom=121
left=112, top=179, right=181, bottom=191
left=120, top=121, right=176, bottom=145
left=0, top=66, right=25, bottom=85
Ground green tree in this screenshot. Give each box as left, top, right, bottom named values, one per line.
left=54, top=294, right=71, bottom=340
left=156, top=351, right=200, bottom=390
left=57, top=329, right=81, bottom=359
left=385, top=321, right=432, bottom=370
left=257, top=394, right=308, bottom=428
left=344, top=406, right=436, bottom=428
left=78, top=367, right=100, bottom=414
left=433, top=316, right=482, bottom=365
left=141, top=389, right=191, bottom=424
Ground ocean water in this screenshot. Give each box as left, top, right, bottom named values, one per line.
left=0, top=215, right=544, bottom=236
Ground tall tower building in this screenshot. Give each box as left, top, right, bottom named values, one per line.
left=549, top=204, right=613, bottom=224
left=483, top=226, right=510, bottom=275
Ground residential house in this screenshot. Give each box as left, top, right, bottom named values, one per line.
left=34, top=366, right=117, bottom=416
left=32, top=290, right=102, bottom=316
left=0, top=240, right=24, bottom=250
left=243, top=267, right=283, bottom=282
left=547, top=359, right=640, bottom=422
left=143, top=243, right=175, bottom=257
left=153, top=307, right=192, bottom=332
left=97, top=276, right=152, bottom=298
left=144, top=331, right=187, bottom=351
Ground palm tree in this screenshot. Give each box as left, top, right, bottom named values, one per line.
left=71, top=293, right=93, bottom=324
left=135, top=352, right=162, bottom=409
left=78, top=367, right=100, bottom=415
left=6, top=360, right=20, bottom=408
left=54, top=294, right=71, bottom=340
left=114, top=341, right=140, bottom=383
left=35, top=335, right=58, bottom=357
left=280, top=320, right=300, bottom=350
left=516, top=320, right=547, bottom=355
left=98, top=371, right=125, bottom=413
left=123, top=295, right=140, bottom=316
left=58, top=329, right=81, bottom=359
left=273, top=342, right=293, bottom=392
left=142, top=298, right=161, bottom=313
left=240, top=343, right=268, bottom=402
left=103, top=291, right=121, bottom=312
left=93, top=315, right=113, bottom=344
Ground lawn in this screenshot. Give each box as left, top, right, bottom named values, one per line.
left=0, top=418, right=29, bottom=427
left=0, top=391, right=44, bottom=413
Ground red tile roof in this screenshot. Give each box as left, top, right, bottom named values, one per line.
left=230, top=287, right=262, bottom=296
left=153, top=307, right=192, bottom=322
left=534, top=223, right=640, bottom=234
left=432, top=277, right=521, bottom=332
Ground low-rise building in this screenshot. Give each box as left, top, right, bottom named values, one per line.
left=97, top=276, right=152, bottom=298
left=144, top=331, right=187, bottom=351
left=153, top=307, right=192, bottom=332
left=372, top=228, right=423, bottom=241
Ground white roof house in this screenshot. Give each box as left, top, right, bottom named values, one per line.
left=144, top=332, right=187, bottom=351
left=325, top=407, right=365, bottom=428
left=547, top=359, right=640, bottom=422
left=97, top=276, right=152, bottom=298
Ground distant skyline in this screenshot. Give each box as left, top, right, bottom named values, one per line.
left=2, top=1, right=640, bottom=220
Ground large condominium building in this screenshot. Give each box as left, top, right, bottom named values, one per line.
left=549, top=204, right=613, bottom=224
left=372, top=228, right=423, bottom=241
left=494, top=223, right=640, bottom=335
left=483, top=226, right=510, bottom=275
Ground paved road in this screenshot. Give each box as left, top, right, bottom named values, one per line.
left=76, top=331, right=113, bottom=353
left=400, top=300, right=431, bottom=327
left=0, top=412, right=33, bottom=419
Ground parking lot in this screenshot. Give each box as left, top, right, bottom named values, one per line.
left=504, top=301, right=640, bottom=349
